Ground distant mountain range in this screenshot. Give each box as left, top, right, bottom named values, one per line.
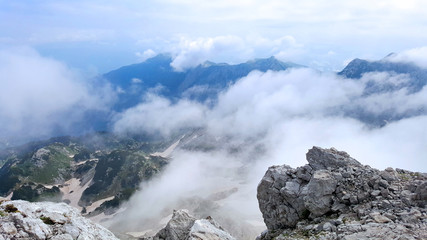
left=103, top=54, right=302, bottom=110
left=105, top=53, right=427, bottom=112
left=99, top=54, right=426, bottom=129
left=2, top=53, right=426, bottom=147
left=337, top=55, right=427, bottom=125
left=339, top=56, right=427, bottom=93
left=1, top=52, right=426, bottom=224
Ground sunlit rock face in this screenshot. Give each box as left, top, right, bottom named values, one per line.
left=0, top=200, right=119, bottom=240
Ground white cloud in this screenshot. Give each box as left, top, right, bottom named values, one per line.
left=2, top=1, right=427, bottom=71
left=207, top=69, right=362, bottom=138
left=360, top=72, right=411, bottom=86
left=113, top=93, right=207, bottom=137
left=386, top=46, right=427, bottom=69
left=0, top=47, right=114, bottom=141
left=353, top=87, right=427, bottom=117
left=349, top=72, right=427, bottom=117
left=131, top=78, right=142, bottom=84
left=111, top=67, right=426, bottom=237
left=113, top=67, right=426, bottom=170
left=135, top=49, right=156, bottom=62
left=169, top=35, right=305, bottom=71
left=170, top=36, right=248, bottom=71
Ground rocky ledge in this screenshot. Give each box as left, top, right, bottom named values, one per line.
left=141, top=209, right=236, bottom=240
left=0, top=200, right=118, bottom=240
left=257, top=146, right=427, bottom=240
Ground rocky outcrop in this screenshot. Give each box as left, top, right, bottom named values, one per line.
left=257, top=146, right=427, bottom=240
left=142, top=209, right=236, bottom=240
left=0, top=200, right=118, bottom=240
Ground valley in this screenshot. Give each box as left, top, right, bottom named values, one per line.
left=1, top=53, right=426, bottom=239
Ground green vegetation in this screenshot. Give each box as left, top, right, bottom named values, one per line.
left=29, top=148, right=73, bottom=184
left=4, top=204, right=18, bottom=213
left=80, top=149, right=167, bottom=204
left=73, top=148, right=91, bottom=161
left=40, top=216, right=55, bottom=225
left=12, top=183, right=62, bottom=202
left=0, top=132, right=171, bottom=210
left=0, top=143, right=75, bottom=195
left=88, top=187, right=136, bottom=216
left=0, top=140, right=84, bottom=195
left=300, top=229, right=310, bottom=238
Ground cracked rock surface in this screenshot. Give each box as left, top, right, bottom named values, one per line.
left=0, top=200, right=118, bottom=240
left=257, top=146, right=427, bottom=240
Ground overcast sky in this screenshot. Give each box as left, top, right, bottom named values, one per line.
left=1, top=0, right=427, bottom=72
left=1, top=2, right=426, bottom=233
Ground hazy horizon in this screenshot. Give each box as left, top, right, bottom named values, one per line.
left=1, top=2, right=427, bottom=239
left=1, top=1, right=427, bottom=73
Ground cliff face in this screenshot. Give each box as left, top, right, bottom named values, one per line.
left=0, top=200, right=119, bottom=240
left=257, top=147, right=427, bottom=240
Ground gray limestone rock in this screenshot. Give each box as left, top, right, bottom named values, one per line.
left=304, top=170, right=337, bottom=216
left=144, top=210, right=236, bottom=240
left=415, top=181, right=427, bottom=201
left=257, top=146, right=427, bottom=240
left=189, top=218, right=235, bottom=240
left=305, top=146, right=362, bottom=171
left=154, top=210, right=196, bottom=240
left=0, top=200, right=118, bottom=240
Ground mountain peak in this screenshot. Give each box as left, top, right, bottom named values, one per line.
left=143, top=53, right=172, bottom=64
left=248, top=56, right=278, bottom=64
left=247, top=56, right=302, bottom=70
left=338, top=58, right=371, bottom=78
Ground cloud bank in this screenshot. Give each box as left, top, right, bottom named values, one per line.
left=0, top=47, right=114, bottom=143
left=113, top=94, right=207, bottom=137
left=386, top=46, right=427, bottom=69
left=110, top=57, right=427, bottom=238
left=168, top=35, right=302, bottom=71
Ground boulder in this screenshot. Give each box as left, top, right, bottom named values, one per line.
left=144, top=209, right=236, bottom=240
left=0, top=200, right=118, bottom=240
left=257, top=146, right=427, bottom=240
left=154, top=210, right=196, bottom=240
left=303, top=170, right=337, bottom=216
left=306, top=146, right=362, bottom=170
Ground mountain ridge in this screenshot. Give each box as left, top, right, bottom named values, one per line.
left=103, top=55, right=303, bottom=110
left=338, top=57, right=427, bottom=93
